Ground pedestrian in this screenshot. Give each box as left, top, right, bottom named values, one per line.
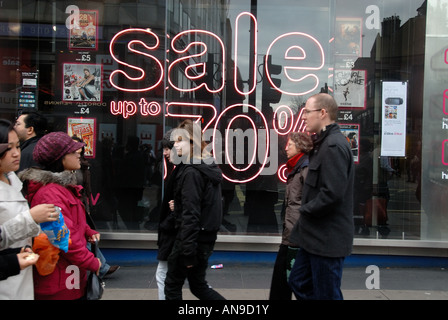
left=289, top=93, right=355, bottom=300
left=71, top=136, right=120, bottom=278
left=0, top=119, right=57, bottom=299
left=14, top=111, right=48, bottom=172
left=19, top=131, right=101, bottom=300
left=269, top=132, right=313, bottom=300
left=155, top=129, right=178, bottom=300
left=164, top=120, right=225, bottom=300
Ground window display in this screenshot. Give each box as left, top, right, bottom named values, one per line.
left=0, top=0, right=444, bottom=247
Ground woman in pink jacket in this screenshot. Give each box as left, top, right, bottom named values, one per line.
left=19, top=131, right=100, bottom=300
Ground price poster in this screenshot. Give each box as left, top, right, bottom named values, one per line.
left=334, top=17, right=362, bottom=57
left=340, top=123, right=360, bottom=163
left=62, top=63, right=102, bottom=102
left=333, top=69, right=366, bottom=109
left=67, top=117, right=96, bottom=158
left=69, top=10, right=98, bottom=50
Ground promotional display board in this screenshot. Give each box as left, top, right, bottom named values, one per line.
left=381, top=81, right=407, bottom=157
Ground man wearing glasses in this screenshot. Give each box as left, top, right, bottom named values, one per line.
left=289, top=93, right=355, bottom=300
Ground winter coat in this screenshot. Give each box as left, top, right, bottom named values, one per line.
left=290, top=123, right=355, bottom=258
left=157, top=164, right=178, bottom=261
left=19, top=168, right=100, bottom=300
left=172, top=159, right=223, bottom=267
left=282, top=155, right=309, bottom=247
left=0, top=172, right=40, bottom=299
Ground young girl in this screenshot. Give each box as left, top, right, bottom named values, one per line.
left=0, top=119, right=57, bottom=299
left=164, top=120, right=225, bottom=300
left=19, top=131, right=101, bottom=300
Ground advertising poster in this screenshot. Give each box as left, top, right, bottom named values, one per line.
left=340, top=123, right=360, bottom=163
left=334, top=69, right=366, bottom=109
left=69, top=10, right=98, bottom=50
left=18, top=71, right=38, bottom=109
left=334, top=17, right=362, bottom=57
left=63, top=63, right=102, bottom=102
left=381, top=81, right=408, bottom=157
left=67, top=118, right=96, bottom=158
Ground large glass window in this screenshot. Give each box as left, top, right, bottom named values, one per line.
left=0, top=0, right=439, bottom=243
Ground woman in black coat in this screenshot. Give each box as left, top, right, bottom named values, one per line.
left=164, top=120, right=225, bottom=300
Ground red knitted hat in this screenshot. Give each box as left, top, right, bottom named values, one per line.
left=33, top=131, right=85, bottom=166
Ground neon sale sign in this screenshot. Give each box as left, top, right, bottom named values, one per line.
left=108, top=12, right=325, bottom=182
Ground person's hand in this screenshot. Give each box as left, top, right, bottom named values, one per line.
left=30, top=204, right=58, bottom=224
left=88, top=233, right=100, bottom=243
left=17, top=249, right=39, bottom=270
left=96, top=258, right=102, bottom=275
left=169, top=200, right=174, bottom=212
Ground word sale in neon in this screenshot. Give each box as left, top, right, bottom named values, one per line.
left=107, top=12, right=326, bottom=182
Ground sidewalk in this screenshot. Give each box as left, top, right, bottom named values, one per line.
left=100, top=263, right=448, bottom=300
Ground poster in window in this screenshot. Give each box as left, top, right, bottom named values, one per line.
left=381, top=81, right=407, bottom=157
left=62, top=63, right=102, bottom=102
left=69, top=10, right=98, bottom=50
left=67, top=118, right=96, bottom=158
left=334, top=69, right=366, bottom=109
left=334, top=17, right=362, bottom=57
left=340, top=123, right=360, bottom=163
left=18, top=71, right=38, bottom=109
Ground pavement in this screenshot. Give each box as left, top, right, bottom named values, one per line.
left=99, top=263, right=448, bottom=301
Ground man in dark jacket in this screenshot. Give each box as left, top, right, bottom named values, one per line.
left=14, top=111, right=47, bottom=172
left=164, top=120, right=225, bottom=300
left=289, top=93, right=354, bottom=300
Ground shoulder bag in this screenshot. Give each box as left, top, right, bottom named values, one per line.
left=86, top=241, right=105, bottom=300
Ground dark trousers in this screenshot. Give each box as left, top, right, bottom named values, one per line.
left=269, top=244, right=298, bottom=300
left=288, top=248, right=345, bottom=300
left=164, top=240, right=226, bottom=300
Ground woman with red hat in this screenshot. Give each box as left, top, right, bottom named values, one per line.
left=19, top=131, right=101, bottom=300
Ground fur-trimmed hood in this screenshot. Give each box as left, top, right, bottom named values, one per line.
left=18, top=168, right=77, bottom=187
left=18, top=168, right=82, bottom=204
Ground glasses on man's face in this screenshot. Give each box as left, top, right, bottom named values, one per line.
left=302, top=108, right=322, bottom=115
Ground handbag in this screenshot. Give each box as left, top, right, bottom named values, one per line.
left=86, top=241, right=105, bottom=300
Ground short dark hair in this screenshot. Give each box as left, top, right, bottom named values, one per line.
left=20, top=111, right=48, bottom=137
left=309, top=93, right=338, bottom=121
left=43, top=157, right=65, bottom=173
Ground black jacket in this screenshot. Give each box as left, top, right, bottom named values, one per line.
left=173, top=158, right=223, bottom=266
left=0, top=231, right=20, bottom=280
left=18, top=136, right=40, bottom=172
left=290, top=123, right=354, bottom=258
left=157, top=163, right=178, bottom=261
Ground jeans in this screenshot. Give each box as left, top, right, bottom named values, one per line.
left=288, top=248, right=345, bottom=300
left=86, top=242, right=110, bottom=278
left=164, top=240, right=225, bottom=300
left=156, top=260, right=168, bottom=300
